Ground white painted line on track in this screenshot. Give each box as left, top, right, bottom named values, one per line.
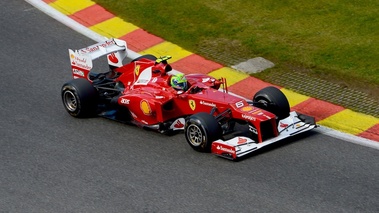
left=315, top=126, right=379, bottom=150
left=26, top=0, right=379, bottom=150
left=25, top=0, right=141, bottom=60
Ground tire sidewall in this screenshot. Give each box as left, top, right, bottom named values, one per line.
left=253, top=86, right=290, bottom=120
left=132, top=54, right=157, bottom=62
left=61, top=79, right=98, bottom=118
left=185, top=112, right=221, bottom=152
left=62, top=84, right=82, bottom=117
left=185, top=117, right=209, bottom=151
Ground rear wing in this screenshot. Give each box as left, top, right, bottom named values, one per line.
left=68, top=38, right=127, bottom=79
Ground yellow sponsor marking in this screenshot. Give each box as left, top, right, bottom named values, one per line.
left=89, top=17, right=139, bottom=38
left=49, top=0, right=95, bottom=15
left=139, top=41, right=192, bottom=63
left=208, top=67, right=248, bottom=86
left=280, top=88, right=310, bottom=108
left=140, top=100, right=152, bottom=115
left=318, top=109, right=379, bottom=135
left=242, top=106, right=254, bottom=111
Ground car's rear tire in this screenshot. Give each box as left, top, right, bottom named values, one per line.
left=184, top=112, right=222, bottom=152
left=253, top=86, right=290, bottom=120
left=61, top=78, right=98, bottom=118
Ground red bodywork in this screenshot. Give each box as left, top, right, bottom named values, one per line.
left=65, top=39, right=316, bottom=160
left=110, top=58, right=278, bottom=143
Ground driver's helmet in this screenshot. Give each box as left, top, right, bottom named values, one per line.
left=170, top=73, right=188, bottom=91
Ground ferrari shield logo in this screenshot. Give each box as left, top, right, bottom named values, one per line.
left=189, top=99, right=196, bottom=111
left=135, top=65, right=140, bottom=76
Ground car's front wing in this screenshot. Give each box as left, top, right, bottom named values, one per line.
left=211, top=111, right=317, bottom=160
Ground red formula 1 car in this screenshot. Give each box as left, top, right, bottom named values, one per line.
left=61, top=38, right=316, bottom=160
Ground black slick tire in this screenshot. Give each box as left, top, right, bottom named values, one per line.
left=253, top=86, right=290, bottom=120
left=61, top=78, right=98, bottom=118
left=132, top=54, right=157, bottom=62
left=184, top=112, right=222, bottom=152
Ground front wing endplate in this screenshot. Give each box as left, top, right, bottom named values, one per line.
left=211, top=111, right=316, bottom=160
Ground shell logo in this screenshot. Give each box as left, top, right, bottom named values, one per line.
left=70, top=54, right=75, bottom=59
left=242, top=106, right=253, bottom=112
left=189, top=99, right=196, bottom=111
left=140, top=100, right=152, bottom=115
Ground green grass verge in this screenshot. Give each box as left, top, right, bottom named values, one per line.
left=93, top=0, right=379, bottom=97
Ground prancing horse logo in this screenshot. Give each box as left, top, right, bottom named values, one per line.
left=134, top=65, right=140, bottom=76
left=189, top=99, right=196, bottom=111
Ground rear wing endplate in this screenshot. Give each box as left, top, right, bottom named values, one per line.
left=68, top=38, right=127, bottom=79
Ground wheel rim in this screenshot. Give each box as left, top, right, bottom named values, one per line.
left=63, top=90, right=77, bottom=112
left=257, top=98, right=269, bottom=106
left=186, top=124, right=203, bottom=146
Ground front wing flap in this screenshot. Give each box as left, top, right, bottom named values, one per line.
left=211, top=111, right=316, bottom=160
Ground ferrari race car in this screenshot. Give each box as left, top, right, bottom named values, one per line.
left=61, top=38, right=316, bottom=160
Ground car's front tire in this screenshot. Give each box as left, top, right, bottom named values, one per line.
left=61, top=78, right=98, bottom=118
left=184, top=112, right=222, bottom=152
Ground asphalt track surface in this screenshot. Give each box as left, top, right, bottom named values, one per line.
left=1, top=1, right=378, bottom=212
